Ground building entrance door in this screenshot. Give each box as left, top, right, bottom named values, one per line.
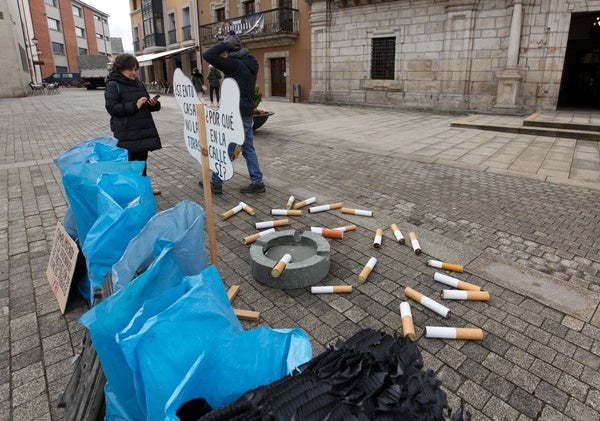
left=271, top=57, right=286, bottom=97
left=558, top=12, right=600, bottom=108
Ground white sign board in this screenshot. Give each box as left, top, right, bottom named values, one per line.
left=173, top=69, right=244, bottom=181
left=46, top=222, right=79, bottom=314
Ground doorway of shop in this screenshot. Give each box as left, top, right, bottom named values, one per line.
left=558, top=12, right=600, bottom=108
left=271, top=57, right=286, bottom=97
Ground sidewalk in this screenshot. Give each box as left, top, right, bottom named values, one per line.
left=0, top=89, right=599, bottom=420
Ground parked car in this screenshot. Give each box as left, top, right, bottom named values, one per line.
left=42, top=72, right=83, bottom=87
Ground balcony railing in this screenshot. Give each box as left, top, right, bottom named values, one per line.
left=200, top=8, right=299, bottom=47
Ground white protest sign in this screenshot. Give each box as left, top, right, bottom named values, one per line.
left=173, top=68, right=202, bottom=163
left=173, top=69, right=244, bottom=181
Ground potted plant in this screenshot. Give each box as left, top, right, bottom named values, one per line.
left=252, top=84, right=274, bottom=130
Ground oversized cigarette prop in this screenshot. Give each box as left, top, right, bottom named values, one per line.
left=311, top=285, right=352, bottom=294
left=404, top=286, right=450, bottom=318
left=390, top=224, right=405, bottom=245
left=240, top=202, right=255, bottom=215
left=271, top=209, right=302, bottom=216
left=311, top=227, right=344, bottom=239
left=293, top=196, right=316, bottom=209
left=358, top=257, right=377, bottom=283
left=341, top=207, right=373, bottom=217
left=243, top=228, right=276, bottom=245
left=441, top=290, right=490, bottom=301
left=409, top=232, right=421, bottom=255
left=333, top=225, right=357, bottom=232
left=433, top=272, right=481, bottom=291
left=221, top=202, right=244, bottom=220
left=271, top=253, right=292, bottom=278
left=286, top=195, right=295, bottom=209
left=255, top=219, right=290, bottom=229
left=399, top=302, right=416, bottom=341
left=373, top=228, right=383, bottom=248
left=425, top=326, right=483, bottom=341
left=427, top=259, right=463, bottom=273
left=309, top=202, right=342, bottom=214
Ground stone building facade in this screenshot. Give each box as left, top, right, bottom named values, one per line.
left=307, top=0, right=600, bottom=114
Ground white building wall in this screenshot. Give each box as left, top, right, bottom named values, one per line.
left=0, top=0, right=32, bottom=97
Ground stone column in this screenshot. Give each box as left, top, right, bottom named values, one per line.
left=494, top=0, right=524, bottom=113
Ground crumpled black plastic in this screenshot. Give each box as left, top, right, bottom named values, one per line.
left=178, top=328, right=471, bottom=421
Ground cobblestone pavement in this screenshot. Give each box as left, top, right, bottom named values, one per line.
left=1, top=89, right=599, bottom=420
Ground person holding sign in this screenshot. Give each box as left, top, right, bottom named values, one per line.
left=105, top=53, right=162, bottom=195
left=202, top=30, right=266, bottom=194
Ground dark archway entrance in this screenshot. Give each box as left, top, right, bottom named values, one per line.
left=558, top=12, right=600, bottom=108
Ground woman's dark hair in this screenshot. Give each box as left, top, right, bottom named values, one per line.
left=111, top=53, right=139, bottom=73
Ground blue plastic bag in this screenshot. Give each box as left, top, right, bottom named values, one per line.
left=111, top=200, right=208, bottom=293
left=81, top=172, right=156, bottom=300
left=80, top=245, right=187, bottom=419
left=61, top=161, right=145, bottom=248
left=54, top=137, right=128, bottom=242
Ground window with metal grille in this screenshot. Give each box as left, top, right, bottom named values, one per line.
left=371, top=37, right=395, bottom=80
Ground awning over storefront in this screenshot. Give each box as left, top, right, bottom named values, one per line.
left=136, top=46, right=196, bottom=67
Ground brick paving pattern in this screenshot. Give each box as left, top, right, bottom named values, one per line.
left=0, top=89, right=598, bottom=420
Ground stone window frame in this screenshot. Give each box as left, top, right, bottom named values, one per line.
left=363, top=27, right=403, bottom=91
left=263, top=50, right=290, bottom=98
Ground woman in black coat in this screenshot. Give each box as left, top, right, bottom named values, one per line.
left=105, top=53, right=162, bottom=193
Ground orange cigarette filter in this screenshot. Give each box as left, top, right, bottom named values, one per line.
left=321, top=228, right=344, bottom=239
left=409, top=232, right=421, bottom=255
left=242, top=203, right=256, bottom=215
left=455, top=328, right=484, bottom=340
left=373, top=228, right=383, bottom=248
left=358, top=257, right=377, bottom=283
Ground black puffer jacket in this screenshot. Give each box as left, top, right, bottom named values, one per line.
left=202, top=42, right=258, bottom=117
left=104, top=72, right=162, bottom=154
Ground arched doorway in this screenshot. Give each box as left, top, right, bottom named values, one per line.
left=558, top=12, right=600, bottom=108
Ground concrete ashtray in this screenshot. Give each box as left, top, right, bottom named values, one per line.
left=250, top=229, right=331, bottom=289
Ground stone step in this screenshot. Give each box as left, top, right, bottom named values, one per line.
left=451, top=114, right=600, bottom=141
left=523, top=110, right=600, bottom=132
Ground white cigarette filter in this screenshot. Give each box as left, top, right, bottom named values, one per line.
left=399, top=301, right=416, bottom=341
left=240, top=202, right=256, bottom=215
left=285, top=195, right=295, bottom=209
left=433, top=272, right=481, bottom=291
left=310, top=227, right=344, bottom=239
left=341, top=207, right=373, bottom=217
left=311, top=285, right=353, bottom=294
left=293, top=196, right=316, bottom=209
left=271, top=253, right=292, bottom=278
left=409, top=232, right=421, bottom=255
left=271, top=209, right=302, bottom=216
left=427, top=259, right=464, bottom=273
left=243, top=228, right=276, bottom=245
left=373, top=228, right=383, bottom=248
left=390, top=224, right=405, bottom=245
left=358, top=257, right=377, bottom=283
left=221, top=203, right=244, bottom=220
left=425, top=326, right=484, bottom=341
left=441, top=290, right=490, bottom=301
left=308, top=202, right=342, bottom=213
left=404, top=286, right=450, bottom=318
left=333, top=225, right=357, bottom=232
left=255, top=219, right=290, bottom=229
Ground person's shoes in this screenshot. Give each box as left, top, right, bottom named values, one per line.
left=152, top=188, right=161, bottom=195
left=240, top=183, right=266, bottom=194
left=198, top=179, right=222, bottom=194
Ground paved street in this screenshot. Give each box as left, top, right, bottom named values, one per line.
left=1, top=88, right=599, bottom=420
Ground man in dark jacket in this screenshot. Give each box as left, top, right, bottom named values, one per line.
left=105, top=53, right=162, bottom=194
left=202, top=30, right=265, bottom=194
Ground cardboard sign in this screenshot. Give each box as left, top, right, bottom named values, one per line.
left=173, top=68, right=244, bottom=181
left=46, top=222, right=79, bottom=314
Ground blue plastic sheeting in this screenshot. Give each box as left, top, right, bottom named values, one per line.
left=81, top=173, right=156, bottom=300
left=80, top=263, right=312, bottom=421
left=111, top=200, right=207, bottom=293
left=54, top=137, right=128, bottom=242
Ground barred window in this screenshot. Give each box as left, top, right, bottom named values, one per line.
left=371, top=37, right=395, bottom=80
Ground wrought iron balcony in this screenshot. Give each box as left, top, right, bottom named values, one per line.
left=200, top=8, right=299, bottom=49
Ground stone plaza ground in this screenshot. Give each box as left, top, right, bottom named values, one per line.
left=0, top=88, right=599, bottom=419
